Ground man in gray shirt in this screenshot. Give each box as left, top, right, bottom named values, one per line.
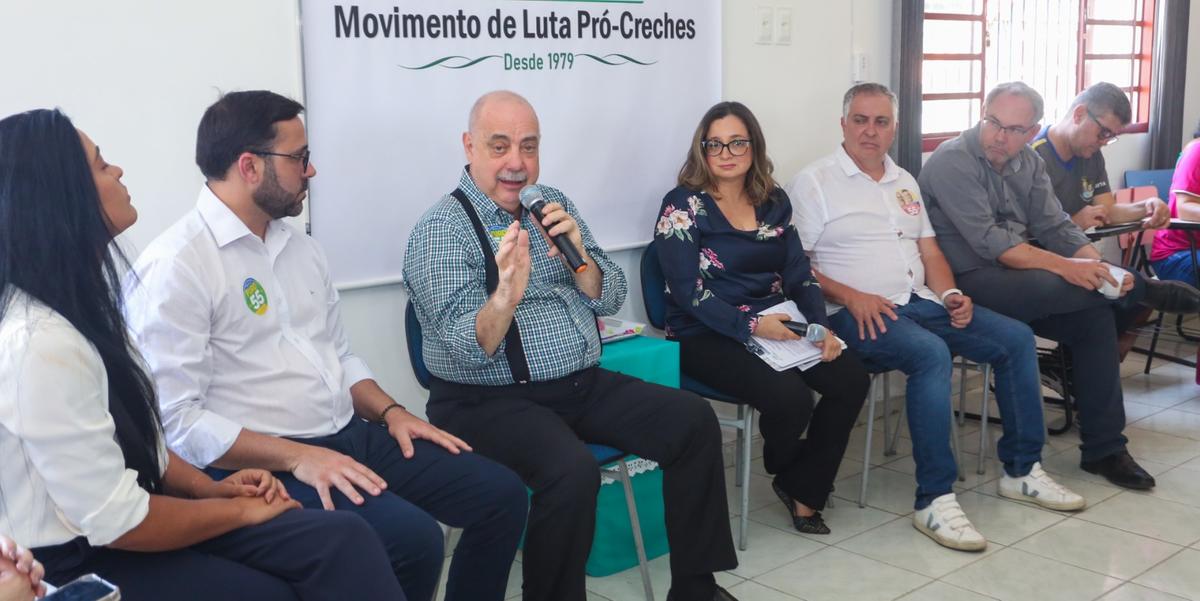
left=918, top=82, right=1200, bottom=491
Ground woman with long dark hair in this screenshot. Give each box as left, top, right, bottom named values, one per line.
left=653, top=102, right=869, bottom=534
left=0, top=109, right=403, bottom=600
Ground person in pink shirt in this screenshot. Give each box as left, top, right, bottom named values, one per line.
left=1150, top=122, right=1200, bottom=284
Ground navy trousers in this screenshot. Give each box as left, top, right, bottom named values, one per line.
left=33, top=509, right=403, bottom=601
left=208, top=419, right=528, bottom=601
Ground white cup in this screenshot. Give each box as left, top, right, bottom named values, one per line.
left=1098, top=264, right=1128, bottom=300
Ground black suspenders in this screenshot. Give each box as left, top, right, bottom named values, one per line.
left=451, top=189, right=532, bottom=384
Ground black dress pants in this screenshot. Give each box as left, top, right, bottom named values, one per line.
left=426, top=367, right=738, bottom=601
left=677, top=332, right=870, bottom=509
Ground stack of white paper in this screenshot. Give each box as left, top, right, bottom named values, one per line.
left=746, top=300, right=844, bottom=372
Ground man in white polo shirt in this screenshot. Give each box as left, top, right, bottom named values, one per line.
left=124, top=91, right=527, bottom=601
left=787, top=83, right=1084, bottom=552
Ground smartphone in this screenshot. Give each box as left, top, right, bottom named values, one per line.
left=43, top=574, right=120, bottom=601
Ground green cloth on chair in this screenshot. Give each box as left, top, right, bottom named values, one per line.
left=599, top=335, right=680, bottom=388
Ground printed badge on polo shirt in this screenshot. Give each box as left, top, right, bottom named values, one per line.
left=243, top=277, right=269, bottom=315
left=897, top=189, right=921, bottom=216
left=1080, top=177, right=1095, bottom=204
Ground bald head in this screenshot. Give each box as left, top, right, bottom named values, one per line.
left=463, top=90, right=541, bottom=213
left=468, top=90, right=538, bottom=135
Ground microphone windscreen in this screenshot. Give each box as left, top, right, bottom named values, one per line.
left=519, top=185, right=545, bottom=210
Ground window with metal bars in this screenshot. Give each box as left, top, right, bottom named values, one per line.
left=922, top=0, right=1154, bottom=151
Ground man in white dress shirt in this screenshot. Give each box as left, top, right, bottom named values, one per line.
left=125, top=91, right=527, bottom=601
left=787, top=83, right=1083, bottom=552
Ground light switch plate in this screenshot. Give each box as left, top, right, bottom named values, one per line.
left=756, top=7, right=774, bottom=45
left=775, top=7, right=792, bottom=45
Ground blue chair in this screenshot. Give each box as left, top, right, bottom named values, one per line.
left=1125, top=169, right=1175, bottom=202
left=404, top=301, right=654, bottom=601
left=640, top=242, right=755, bottom=550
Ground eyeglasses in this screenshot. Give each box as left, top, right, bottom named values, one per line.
left=252, top=148, right=311, bottom=172
left=982, top=116, right=1036, bottom=138
left=701, top=138, right=752, bottom=157
left=1086, top=108, right=1120, bottom=145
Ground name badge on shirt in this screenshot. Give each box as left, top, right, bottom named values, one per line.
left=1081, top=177, right=1095, bottom=203
left=488, top=224, right=510, bottom=241
left=243, top=278, right=269, bottom=315
left=897, top=189, right=921, bottom=216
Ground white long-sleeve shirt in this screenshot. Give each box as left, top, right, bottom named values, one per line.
left=0, top=289, right=165, bottom=548
left=125, top=185, right=371, bottom=468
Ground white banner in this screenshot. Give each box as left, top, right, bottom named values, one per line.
left=300, top=0, right=721, bottom=287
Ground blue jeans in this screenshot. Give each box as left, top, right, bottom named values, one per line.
left=1152, top=250, right=1200, bottom=286
left=829, top=296, right=1046, bottom=509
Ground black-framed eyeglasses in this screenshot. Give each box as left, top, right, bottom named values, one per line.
left=701, top=138, right=752, bottom=157
left=1086, top=108, right=1119, bottom=144
left=981, top=116, right=1036, bottom=138
left=251, top=148, right=311, bottom=172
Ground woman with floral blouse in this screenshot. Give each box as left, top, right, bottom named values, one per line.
left=654, top=102, right=869, bottom=534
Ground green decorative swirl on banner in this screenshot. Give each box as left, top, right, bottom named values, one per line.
left=400, top=55, right=503, bottom=70
left=399, top=53, right=655, bottom=70
left=575, top=53, right=656, bottom=66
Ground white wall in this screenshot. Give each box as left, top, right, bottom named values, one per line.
left=0, top=1, right=307, bottom=251
left=5, top=1, right=1187, bottom=418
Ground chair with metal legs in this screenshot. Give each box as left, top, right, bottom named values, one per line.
left=591, top=444, right=654, bottom=601
left=858, top=370, right=891, bottom=507
left=405, top=301, right=655, bottom=601
left=861, top=362, right=987, bottom=507
left=640, top=241, right=755, bottom=550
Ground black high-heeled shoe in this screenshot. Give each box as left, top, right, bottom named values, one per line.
left=772, top=479, right=831, bottom=535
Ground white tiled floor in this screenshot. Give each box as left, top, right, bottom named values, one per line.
left=444, top=338, right=1200, bottom=600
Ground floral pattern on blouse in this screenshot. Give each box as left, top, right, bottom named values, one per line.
left=653, top=185, right=828, bottom=343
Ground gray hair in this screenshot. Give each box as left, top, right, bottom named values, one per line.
left=984, top=82, right=1044, bottom=124
left=1070, top=82, right=1132, bottom=125
left=842, top=82, right=899, bottom=119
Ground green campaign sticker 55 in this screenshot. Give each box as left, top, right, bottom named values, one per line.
left=243, top=278, right=269, bottom=315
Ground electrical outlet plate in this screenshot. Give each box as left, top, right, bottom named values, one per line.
left=852, top=52, right=869, bottom=82
left=756, top=7, right=774, bottom=45
left=775, top=7, right=792, bottom=45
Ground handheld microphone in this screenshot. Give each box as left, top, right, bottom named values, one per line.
left=519, top=185, right=588, bottom=273
left=782, top=320, right=827, bottom=343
